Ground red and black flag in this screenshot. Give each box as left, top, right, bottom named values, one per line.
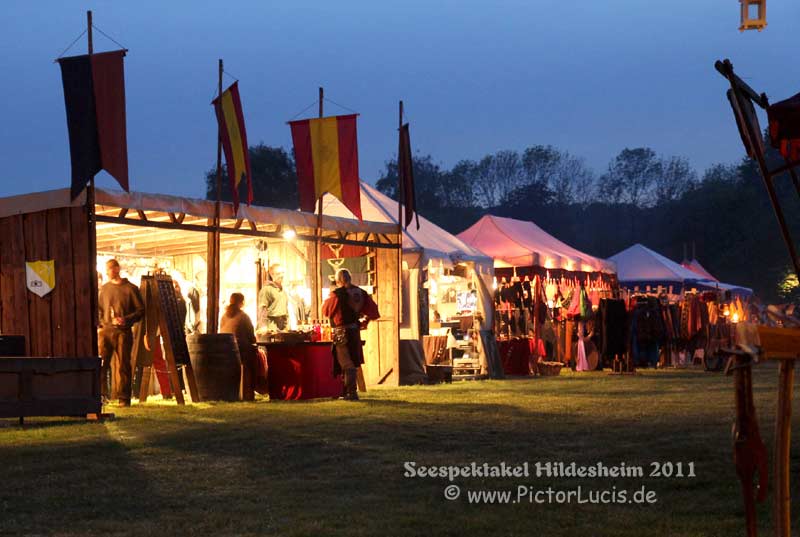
left=212, top=82, right=253, bottom=214
left=398, top=123, right=418, bottom=229
left=58, top=50, right=129, bottom=199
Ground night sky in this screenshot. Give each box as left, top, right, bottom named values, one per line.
left=2, top=0, right=798, bottom=199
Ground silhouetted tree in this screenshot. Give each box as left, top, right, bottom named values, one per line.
left=205, top=144, right=298, bottom=209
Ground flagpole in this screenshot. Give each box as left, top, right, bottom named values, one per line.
left=398, top=100, right=403, bottom=229
left=316, top=87, right=324, bottom=318
left=86, top=10, right=99, bottom=359
left=208, top=59, right=223, bottom=334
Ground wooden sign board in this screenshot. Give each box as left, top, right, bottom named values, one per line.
left=136, top=274, right=199, bottom=404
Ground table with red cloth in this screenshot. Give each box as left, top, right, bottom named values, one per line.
left=258, top=342, right=342, bottom=400
left=497, top=337, right=545, bottom=376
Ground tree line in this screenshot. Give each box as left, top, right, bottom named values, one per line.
left=205, top=137, right=800, bottom=302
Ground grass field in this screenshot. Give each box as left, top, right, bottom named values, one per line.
left=2, top=365, right=800, bottom=536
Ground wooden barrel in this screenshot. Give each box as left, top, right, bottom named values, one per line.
left=186, top=334, right=242, bottom=401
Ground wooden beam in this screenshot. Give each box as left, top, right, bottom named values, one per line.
left=136, top=210, right=147, bottom=221
left=233, top=218, right=243, bottom=230
left=117, top=208, right=128, bottom=218
left=95, top=215, right=401, bottom=249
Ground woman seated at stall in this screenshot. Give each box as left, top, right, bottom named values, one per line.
left=220, top=292, right=258, bottom=401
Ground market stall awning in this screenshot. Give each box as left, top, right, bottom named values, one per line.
left=320, top=182, right=493, bottom=271
left=0, top=187, right=400, bottom=256
left=456, top=214, right=616, bottom=274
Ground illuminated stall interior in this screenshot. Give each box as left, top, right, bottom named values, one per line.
left=426, top=261, right=480, bottom=329
left=91, top=188, right=401, bottom=386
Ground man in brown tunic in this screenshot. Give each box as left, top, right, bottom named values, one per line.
left=98, top=259, right=145, bottom=406
left=322, top=269, right=380, bottom=401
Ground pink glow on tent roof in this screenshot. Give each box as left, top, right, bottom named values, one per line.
left=681, top=259, right=719, bottom=282
left=456, top=214, right=615, bottom=273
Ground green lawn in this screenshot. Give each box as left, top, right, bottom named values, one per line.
left=2, top=365, right=799, bottom=536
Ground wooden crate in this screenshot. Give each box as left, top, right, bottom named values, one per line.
left=0, top=357, right=101, bottom=419
left=757, top=326, right=800, bottom=360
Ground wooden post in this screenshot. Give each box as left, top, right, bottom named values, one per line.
left=774, top=359, right=794, bottom=537
left=398, top=100, right=404, bottom=227
left=87, top=11, right=93, bottom=54
left=86, top=10, right=99, bottom=363
left=397, top=100, right=406, bottom=343
left=718, top=60, right=800, bottom=281
left=315, top=87, right=324, bottom=318
left=208, top=59, right=223, bottom=334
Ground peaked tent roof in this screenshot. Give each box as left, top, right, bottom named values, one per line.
left=319, top=182, right=493, bottom=271
left=456, top=214, right=616, bottom=274
left=609, top=244, right=753, bottom=296
left=681, top=259, right=719, bottom=282
left=608, top=244, right=705, bottom=284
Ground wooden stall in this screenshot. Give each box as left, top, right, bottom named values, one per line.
left=0, top=192, right=95, bottom=357
left=0, top=188, right=402, bottom=388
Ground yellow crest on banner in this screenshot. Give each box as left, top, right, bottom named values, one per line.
left=26, top=260, right=55, bottom=298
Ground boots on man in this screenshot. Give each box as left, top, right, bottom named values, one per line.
left=344, top=368, right=359, bottom=401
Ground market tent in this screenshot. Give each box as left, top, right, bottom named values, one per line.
left=320, top=183, right=501, bottom=381
left=609, top=244, right=753, bottom=296
left=320, top=183, right=493, bottom=272
left=456, top=214, right=616, bottom=273
left=0, top=187, right=403, bottom=386
left=608, top=244, right=703, bottom=287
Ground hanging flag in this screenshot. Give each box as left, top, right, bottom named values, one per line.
left=26, top=260, right=56, bottom=298
left=212, top=81, right=253, bottom=214
left=398, top=123, right=419, bottom=229
left=58, top=50, right=129, bottom=199
left=289, top=114, right=362, bottom=220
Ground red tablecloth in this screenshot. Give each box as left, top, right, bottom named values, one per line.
left=262, top=342, right=343, bottom=400
left=497, top=337, right=538, bottom=376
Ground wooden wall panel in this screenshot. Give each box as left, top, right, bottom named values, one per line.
left=48, top=208, right=77, bottom=357
left=0, top=215, right=30, bottom=354
left=23, top=211, right=52, bottom=357
left=362, top=246, right=400, bottom=386
left=70, top=206, right=94, bottom=357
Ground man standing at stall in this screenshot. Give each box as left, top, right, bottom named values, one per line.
left=322, top=268, right=380, bottom=401
left=98, top=258, right=145, bottom=406
left=257, top=263, right=290, bottom=334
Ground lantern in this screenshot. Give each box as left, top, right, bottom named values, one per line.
left=739, top=0, right=767, bottom=32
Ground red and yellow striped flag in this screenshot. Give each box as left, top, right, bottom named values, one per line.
left=289, top=114, right=362, bottom=220
left=212, top=82, right=253, bottom=213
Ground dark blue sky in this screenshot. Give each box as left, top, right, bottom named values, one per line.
left=2, top=1, right=798, bottom=199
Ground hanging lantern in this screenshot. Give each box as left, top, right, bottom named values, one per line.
left=739, top=0, right=767, bottom=32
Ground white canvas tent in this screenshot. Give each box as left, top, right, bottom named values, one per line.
left=320, top=183, right=501, bottom=380
left=609, top=244, right=753, bottom=296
